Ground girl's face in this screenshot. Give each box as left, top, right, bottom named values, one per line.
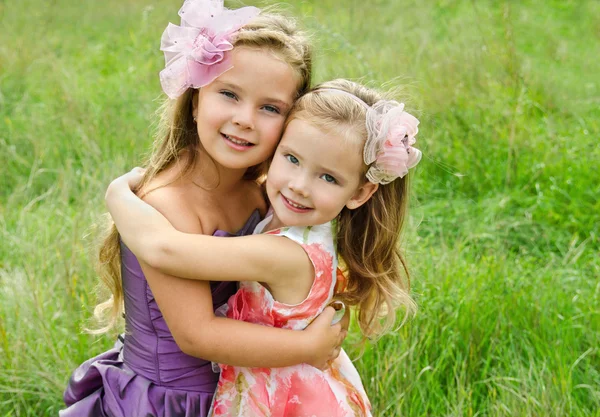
left=193, top=47, right=298, bottom=170
left=266, top=118, right=378, bottom=227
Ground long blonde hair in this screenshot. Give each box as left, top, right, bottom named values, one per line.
left=287, top=79, right=417, bottom=340
left=92, top=12, right=312, bottom=334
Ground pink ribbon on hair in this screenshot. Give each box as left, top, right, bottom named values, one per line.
left=159, top=0, right=260, bottom=99
left=315, top=88, right=422, bottom=184
left=366, top=103, right=421, bottom=183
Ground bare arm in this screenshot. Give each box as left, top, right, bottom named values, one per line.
left=111, top=176, right=341, bottom=369
left=141, top=259, right=342, bottom=368
left=106, top=172, right=311, bottom=286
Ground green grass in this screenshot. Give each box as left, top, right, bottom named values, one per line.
left=1, top=0, right=599, bottom=415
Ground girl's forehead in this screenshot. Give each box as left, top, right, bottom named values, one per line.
left=284, top=117, right=362, bottom=148
left=213, top=47, right=298, bottom=105
left=282, top=118, right=329, bottom=142
left=231, top=46, right=303, bottom=97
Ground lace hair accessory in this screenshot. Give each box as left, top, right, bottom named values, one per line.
left=159, top=0, right=260, bottom=99
left=316, top=88, right=422, bottom=184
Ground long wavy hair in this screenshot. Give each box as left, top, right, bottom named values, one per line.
left=91, top=12, right=312, bottom=334
left=286, top=79, right=417, bottom=340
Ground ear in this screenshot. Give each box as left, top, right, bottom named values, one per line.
left=346, top=181, right=378, bottom=210
left=191, top=89, right=199, bottom=121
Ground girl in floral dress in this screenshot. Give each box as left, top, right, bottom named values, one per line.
left=106, top=79, right=421, bottom=416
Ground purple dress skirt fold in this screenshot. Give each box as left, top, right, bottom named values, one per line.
left=60, top=210, right=262, bottom=417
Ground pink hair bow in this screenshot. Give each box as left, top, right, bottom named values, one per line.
left=159, top=0, right=260, bottom=99
left=364, top=101, right=422, bottom=184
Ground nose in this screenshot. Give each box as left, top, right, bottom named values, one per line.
left=288, top=173, right=310, bottom=198
left=232, top=104, right=255, bottom=130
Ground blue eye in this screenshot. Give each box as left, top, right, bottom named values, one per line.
left=321, top=174, right=337, bottom=184
left=220, top=90, right=237, bottom=100
left=262, top=105, right=280, bottom=114
left=285, top=154, right=299, bottom=165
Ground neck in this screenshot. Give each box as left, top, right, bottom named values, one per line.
left=186, top=148, right=250, bottom=194
left=264, top=212, right=284, bottom=231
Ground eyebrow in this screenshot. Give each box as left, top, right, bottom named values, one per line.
left=265, top=97, right=292, bottom=112
left=217, top=81, right=243, bottom=92
left=217, top=81, right=292, bottom=111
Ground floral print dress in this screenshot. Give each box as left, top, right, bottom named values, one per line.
left=209, top=216, right=372, bottom=417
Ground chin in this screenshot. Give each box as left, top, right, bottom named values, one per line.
left=285, top=216, right=314, bottom=228
left=274, top=212, right=299, bottom=227
left=218, top=158, right=261, bottom=170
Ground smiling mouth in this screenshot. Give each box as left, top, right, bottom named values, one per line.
left=222, top=133, right=254, bottom=147
left=282, top=195, right=312, bottom=210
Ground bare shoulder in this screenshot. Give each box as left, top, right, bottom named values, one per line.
left=140, top=177, right=203, bottom=233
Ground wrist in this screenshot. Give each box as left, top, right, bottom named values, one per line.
left=298, top=328, right=318, bottom=365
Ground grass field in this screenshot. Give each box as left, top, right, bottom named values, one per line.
left=1, top=0, right=599, bottom=415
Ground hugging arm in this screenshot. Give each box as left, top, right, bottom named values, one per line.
left=122, top=184, right=342, bottom=369
left=106, top=174, right=311, bottom=287
left=143, top=261, right=341, bottom=368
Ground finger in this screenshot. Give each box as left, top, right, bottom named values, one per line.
left=320, top=306, right=336, bottom=321
left=331, top=322, right=342, bottom=336
left=337, top=330, right=347, bottom=347
left=338, top=308, right=351, bottom=331
left=330, top=347, right=341, bottom=361
left=125, top=167, right=146, bottom=190
left=312, top=306, right=337, bottom=328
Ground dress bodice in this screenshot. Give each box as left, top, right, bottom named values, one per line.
left=120, top=209, right=262, bottom=390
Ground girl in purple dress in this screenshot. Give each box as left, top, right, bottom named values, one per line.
left=60, top=1, right=345, bottom=416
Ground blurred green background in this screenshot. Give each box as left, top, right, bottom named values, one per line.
left=1, top=0, right=599, bottom=415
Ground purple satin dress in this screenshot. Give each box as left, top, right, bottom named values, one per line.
left=60, top=210, right=262, bottom=417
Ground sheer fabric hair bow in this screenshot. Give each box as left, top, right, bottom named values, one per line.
left=316, top=88, right=421, bottom=184
left=159, top=0, right=260, bottom=99
left=363, top=100, right=422, bottom=184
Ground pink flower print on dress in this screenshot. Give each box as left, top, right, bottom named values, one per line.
left=270, top=370, right=347, bottom=417
left=226, top=286, right=275, bottom=326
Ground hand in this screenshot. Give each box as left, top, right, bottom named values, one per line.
left=120, top=167, right=146, bottom=191
left=304, top=306, right=347, bottom=370
left=330, top=301, right=350, bottom=364
left=336, top=304, right=350, bottom=338
left=106, top=167, right=146, bottom=200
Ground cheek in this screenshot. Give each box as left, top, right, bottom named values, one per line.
left=322, top=188, right=353, bottom=212
left=202, top=108, right=224, bottom=128
left=314, top=188, right=337, bottom=208
left=264, top=119, right=285, bottom=141
left=267, top=160, right=283, bottom=183
left=267, top=158, right=291, bottom=188
left=262, top=137, right=281, bottom=156
left=265, top=171, right=284, bottom=203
